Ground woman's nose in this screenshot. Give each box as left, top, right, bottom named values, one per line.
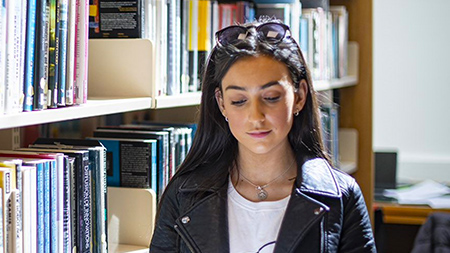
left=248, top=100, right=265, bottom=123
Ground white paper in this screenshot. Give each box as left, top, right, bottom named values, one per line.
left=383, top=179, right=450, bottom=208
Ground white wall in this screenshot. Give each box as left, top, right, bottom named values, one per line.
left=373, top=0, right=450, bottom=183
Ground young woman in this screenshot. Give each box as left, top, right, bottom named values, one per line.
left=150, top=18, right=376, bottom=253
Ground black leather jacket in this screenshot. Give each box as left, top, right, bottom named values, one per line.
left=150, top=158, right=377, bottom=252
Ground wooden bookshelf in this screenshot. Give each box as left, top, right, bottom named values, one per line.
left=331, top=0, right=374, bottom=220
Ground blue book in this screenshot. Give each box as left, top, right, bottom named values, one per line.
left=92, top=137, right=158, bottom=194
left=50, top=159, right=58, bottom=253
left=43, top=160, right=51, bottom=253
left=23, top=0, right=38, bottom=111
left=93, top=129, right=165, bottom=197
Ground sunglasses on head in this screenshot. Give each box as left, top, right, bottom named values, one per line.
left=215, top=22, right=292, bottom=47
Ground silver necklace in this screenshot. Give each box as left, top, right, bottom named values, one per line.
left=239, top=159, right=295, bottom=201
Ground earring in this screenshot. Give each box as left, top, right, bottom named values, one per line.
left=294, top=110, right=299, bottom=116
left=225, top=117, right=228, bottom=122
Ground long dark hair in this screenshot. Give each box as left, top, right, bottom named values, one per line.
left=171, top=17, right=328, bottom=190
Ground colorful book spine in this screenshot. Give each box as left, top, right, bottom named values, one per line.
left=48, top=0, right=60, bottom=108
left=35, top=162, right=45, bottom=253
left=23, top=0, right=38, bottom=112
left=43, top=160, right=51, bottom=253
left=57, top=0, right=69, bottom=106
left=0, top=166, right=12, bottom=252
left=34, top=0, right=51, bottom=110
left=79, top=153, right=91, bottom=253
left=13, top=163, right=23, bottom=253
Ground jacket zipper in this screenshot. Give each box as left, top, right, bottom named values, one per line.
left=174, top=224, right=197, bottom=253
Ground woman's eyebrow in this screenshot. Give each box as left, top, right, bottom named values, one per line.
left=224, top=81, right=280, bottom=91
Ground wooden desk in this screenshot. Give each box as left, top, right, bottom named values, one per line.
left=374, top=201, right=450, bottom=225
left=374, top=202, right=450, bottom=253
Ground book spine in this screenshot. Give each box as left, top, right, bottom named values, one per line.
left=56, top=155, right=65, bottom=252
left=98, top=148, right=107, bottom=253
left=36, top=163, right=45, bottom=253
left=43, top=161, right=50, bottom=253
left=0, top=169, right=11, bottom=252
left=29, top=167, right=37, bottom=253
left=34, top=0, right=51, bottom=110
left=0, top=0, right=6, bottom=114
left=21, top=168, right=31, bottom=253
left=23, top=0, right=38, bottom=112
left=151, top=141, right=157, bottom=194
left=69, top=156, right=77, bottom=253
left=18, top=0, right=26, bottom=113
left=78, top=153, right=91, bottom=253
left=180, top=0, right=189, bottom=93
left=0, top=189, right=3, bottom=252
left=57, top=0, right=68, bottom=106
left=197, top=0, right=210, bottom=92
left=13, top=165, right=23, bottom=253
left=187, top=0, right=198, bottom=92
left=65, top=0, right=76, bottom=106
left=62, top=157, right=72, bottom=253
left=74, top=0, right=88, bottom=104
left=48, top=0, right=59, bottom=108
left=4, top=0, right=22, bottom=114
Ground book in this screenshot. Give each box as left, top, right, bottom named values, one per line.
left=93, top=127, right=168, bottom=197
left=57, top=0, right=69, bottom=106
left=187, top=0, right=198, bottom=92
left=74, top=0, right=89, bottom=105
left=166, top=0, right=181, bottom=96
left=34, top=0, right=51, bottom=110
left=48, top=0, right=60, bottom=108
left=89, top=0, right=142, bottom=38
left=4, top=0, right=23, bottom=114
left=23, top=0, right=38, bottom=112
left=0, top=160, right=17, bottom=253
left=19, top=165, right=35, bottom=253
left=0, top=0, right=6, bottom=114
left=89, top=137, right=157, bottom=192
left=65, top=0, right=76, bottom=106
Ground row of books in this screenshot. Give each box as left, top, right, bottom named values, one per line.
left=91, top=121, right=196, bottom=199
left=0, top=0, right=89, bottom=115
left=0, top=137, right=107, bottom=253
left=320, top=103, right=339, bottom=168
left=300, top=6, right=349, bottom=80
left=88, top=0, right=302, bottom=97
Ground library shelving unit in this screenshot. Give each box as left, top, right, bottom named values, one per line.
left=329, top=0, right=374, bottom=220
left=0, top=0, right=373, bottom=250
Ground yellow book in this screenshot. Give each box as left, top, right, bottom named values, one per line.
left=198, top=0, right=211, bottom=52
left=0, top=161, right=17, bottom=253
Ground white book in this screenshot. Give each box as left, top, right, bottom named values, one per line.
left=65, top=0, right=76, bottom=106
left=21, top=165, right=33, bottom=253
left=74, top=0, right=88, bottom=105
left=0, top=0, right=7, bottom=114
left=155, top=0, right=168, bottom=96
left=17, top=0, right=26, bottom=112
left=4, top=0, right=22, bottom=114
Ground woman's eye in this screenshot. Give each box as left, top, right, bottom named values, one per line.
left=265, top=96, right=280, bottom=102
left=231, top=99, right=246, bottom=106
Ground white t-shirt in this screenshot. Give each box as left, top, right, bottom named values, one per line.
left=228, top=179, right=290, bottom=253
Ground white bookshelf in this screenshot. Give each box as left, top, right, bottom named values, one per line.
left=314, top=42, right=359, bottom=91
left=0, top=97, right=152, bottom=130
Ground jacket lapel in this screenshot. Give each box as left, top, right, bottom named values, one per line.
left=274, top=158, right=341, bottom=252
left=175, top=183, right=229, bottom=253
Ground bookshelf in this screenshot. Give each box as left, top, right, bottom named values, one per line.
left=0, top=0, right=373, bottom=251
left=329, top=0, right=374, bottom=220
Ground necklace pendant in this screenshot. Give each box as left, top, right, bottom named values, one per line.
left=256, top=186, right=268, bottom=201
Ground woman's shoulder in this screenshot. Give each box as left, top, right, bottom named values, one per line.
left=300, top=158, right=360, bottom=199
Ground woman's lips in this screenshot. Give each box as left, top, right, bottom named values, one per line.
left=247, top=130, right=271, bottom=138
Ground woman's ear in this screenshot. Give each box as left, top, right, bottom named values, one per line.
left=215, top=87, right=226, bottom=115
left=294, top=80, right=308, bottom=113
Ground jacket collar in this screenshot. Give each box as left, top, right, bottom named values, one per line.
left=176, top=158, right=343, bottom=252
left=297, top=158, right=341, bottom=198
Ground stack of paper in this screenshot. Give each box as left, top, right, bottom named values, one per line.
left=383, top=179, right=450, bottom=208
